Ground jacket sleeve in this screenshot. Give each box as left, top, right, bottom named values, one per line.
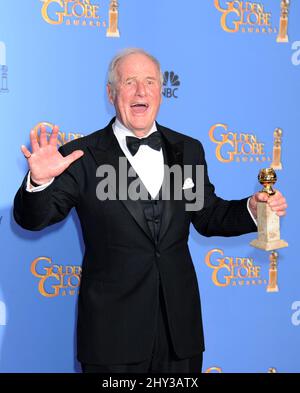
left=191, top=141, right=257, bottom=237
left=13, top=145, right=80, bottom=231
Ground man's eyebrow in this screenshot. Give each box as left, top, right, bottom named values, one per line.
left=124, top=76, right=158, bottom=81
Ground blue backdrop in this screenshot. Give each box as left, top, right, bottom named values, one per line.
left=0, top=0, right=299, bottom=372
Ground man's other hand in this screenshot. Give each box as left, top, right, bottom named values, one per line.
left=249, top=190, right=288, bottom=220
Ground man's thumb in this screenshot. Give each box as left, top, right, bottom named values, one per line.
left=256, top=191, right=269, bottom=202
left=64, top=150, right=84, bottom=167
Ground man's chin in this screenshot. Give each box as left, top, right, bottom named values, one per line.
left=128, top=122, right=153, bottom=135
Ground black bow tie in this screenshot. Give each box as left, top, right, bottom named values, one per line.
left=126, top=131, right=162, bottom=156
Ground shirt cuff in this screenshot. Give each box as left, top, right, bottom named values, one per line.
left=26, top=171, right=55, bottom=193
left=247, top=197, right=257, bottom=226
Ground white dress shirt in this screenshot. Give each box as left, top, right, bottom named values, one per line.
left=26, top=172, right=54, bottom=192
left=113, top=119, right=164, bottom=199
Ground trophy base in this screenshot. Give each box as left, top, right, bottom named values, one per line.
left=267, top=285, right=279, bottom=293
left=250, top=238, right=288, bottom=251
left=271, top=162, right=282, bottom=170
left=106, top=29, right=120, bottom=37
left=276, top=36, right=289, bottom=43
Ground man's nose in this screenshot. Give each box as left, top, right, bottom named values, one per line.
left=135, top=81, right=146, bottom=96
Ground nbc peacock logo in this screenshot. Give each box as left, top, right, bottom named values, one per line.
left=162, top=71, right=180, bottom=99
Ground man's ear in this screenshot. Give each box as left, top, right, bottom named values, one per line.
left=107, top=83, right=114, bottom=104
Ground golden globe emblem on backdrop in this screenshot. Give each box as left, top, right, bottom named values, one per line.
left=267, top=251, right=279, bottom=293
left=250, top=168, right=288, bottom=251
left=32, top=122, right=83, bottom=147
left=277, top=0, right=290, bottom=43
left=271, top=128, right=283, bottom=170
left=106, top=0, right=120, bottom=37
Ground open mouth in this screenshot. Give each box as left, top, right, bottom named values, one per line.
left=130, top=103, right=149, bottom=114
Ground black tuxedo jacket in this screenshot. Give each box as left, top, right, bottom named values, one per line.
left=13, top=118, right=257, bottom=365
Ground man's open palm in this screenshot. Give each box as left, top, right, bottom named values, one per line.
left=21, top=125, right=84, bottom=185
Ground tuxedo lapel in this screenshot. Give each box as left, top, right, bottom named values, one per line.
left=158, top=124, right=184, bottom=244
left=88, top=120, right=153, bottom=242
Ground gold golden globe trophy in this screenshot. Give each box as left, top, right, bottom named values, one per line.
left=250, top=168, right=288, bottom=293
left=267, top=251, right=279, bottom=292
left=271, top=128, right=283, bottom=170
left=250, top=168, right=288, bottom=251
left=276, top=0, right=290, bottom=43
left=106, top=0, right=120, bottom=37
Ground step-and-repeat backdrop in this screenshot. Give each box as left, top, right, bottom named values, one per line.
left=0, top=0, right=299, bottom=372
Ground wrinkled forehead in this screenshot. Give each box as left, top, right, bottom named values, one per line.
left=115, top=53, right=160, bottom=82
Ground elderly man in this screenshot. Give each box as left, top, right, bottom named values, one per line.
left=14, top=48, right=287, bottom=373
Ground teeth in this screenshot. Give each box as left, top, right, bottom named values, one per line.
left=131, top=103, right=148, bottom=107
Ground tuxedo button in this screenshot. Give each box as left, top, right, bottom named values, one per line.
left=155, top=250, right=161, bottom=258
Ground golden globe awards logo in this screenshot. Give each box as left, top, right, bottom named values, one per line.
left=205, top=249, right=267, bottom=287
left=39, top=0, right=121, bottom=37
left=209, top=123, right=271, bottom=163
left=214, top=0, right=276, bottom=34
left=31, top=257, right=81, bottom=298
left=33, top=122, right=84, bottom=146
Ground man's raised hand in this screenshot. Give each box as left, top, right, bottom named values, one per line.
left=21, top=125, right=84, bottom=185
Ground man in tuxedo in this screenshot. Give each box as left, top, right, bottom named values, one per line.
left=14, top=48, right=287, bottom=373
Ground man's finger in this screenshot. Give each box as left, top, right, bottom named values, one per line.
left=268, top=194, right=286, bottom=205
left=63, top=150, right=84, bottom=167
left=39, top=125, right=48, bottom=147
left=268, top=191, right=283, bottom=203
left=30, top=129, right=40, bottom=152
left=269, top=204, right=288, bottom=212
left=49, top=125, right=59, bottom=146
left=276, top=211, right=286, bottom=217
left=255, top=192, right=269, bottom=202
left=269, top=199, right=287, bottom=207
left=21, top=145, right=32, bottom=159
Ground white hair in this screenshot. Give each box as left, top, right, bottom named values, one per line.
left=107, top=48, right=164, bottom=98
